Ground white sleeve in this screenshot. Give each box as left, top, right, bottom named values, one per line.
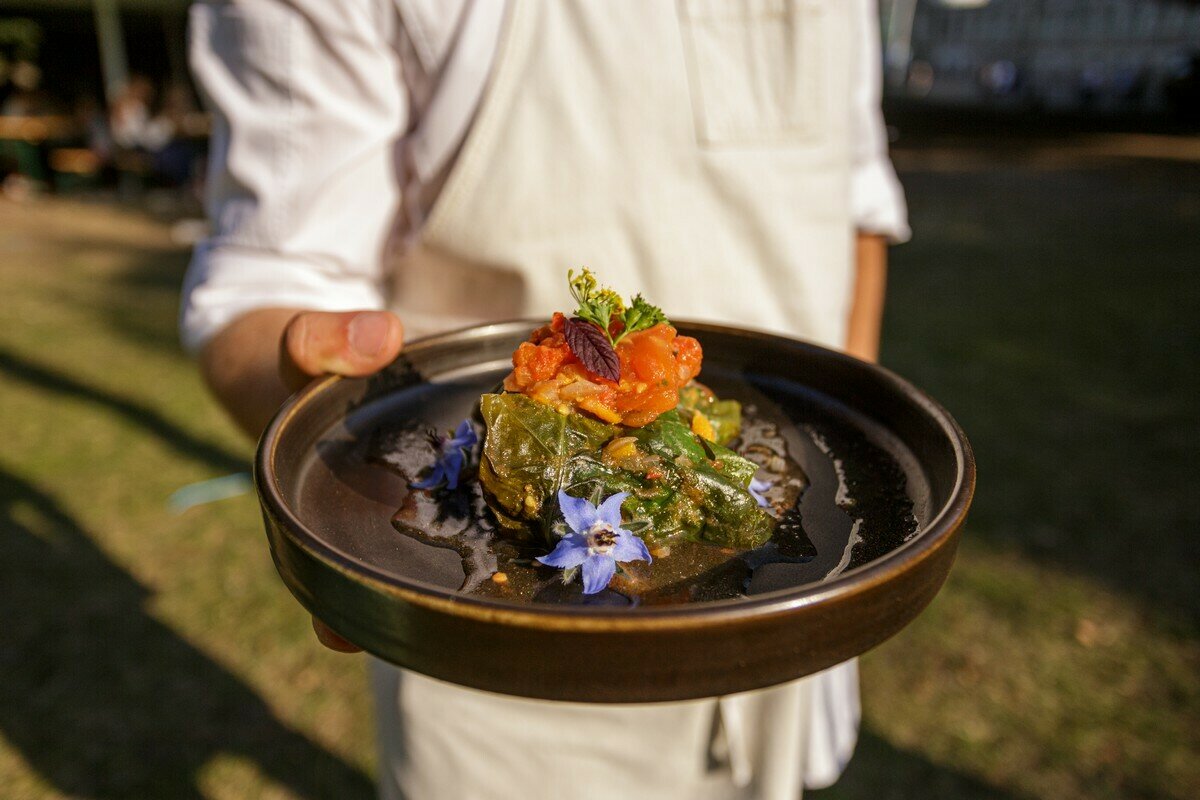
left=181, top=0, right=407, bottom=354
left=849, top=0, right=910, bottom=244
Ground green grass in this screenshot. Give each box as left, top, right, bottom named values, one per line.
left=0, top=199, right=374, bottom=799
left=1, top=135, right=1197, bottom=799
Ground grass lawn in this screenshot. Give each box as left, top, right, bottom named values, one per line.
left=1, top=131, right=1197, bottom=799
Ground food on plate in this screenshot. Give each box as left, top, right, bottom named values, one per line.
left=402, top=270, right=805, bottom=596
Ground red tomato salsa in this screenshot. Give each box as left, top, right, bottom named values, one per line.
left=503, top=312, right=702, bottom=427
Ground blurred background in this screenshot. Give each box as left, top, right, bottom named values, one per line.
left=0, top=1, right=1196, bottom=798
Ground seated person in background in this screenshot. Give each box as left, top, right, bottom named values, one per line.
left=109, top=75, right=171, bottom=154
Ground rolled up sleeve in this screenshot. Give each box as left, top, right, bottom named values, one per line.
left=181, top=0, right=407, bottom=354
left=849, top=0, right=910, bottom=244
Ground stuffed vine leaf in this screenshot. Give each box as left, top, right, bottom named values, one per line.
left=627, top=412, right=773, bottom=549
left=479, top=393, right=619, bottom=541
left=677, top=384, right=743, bottom=447
left=479, top=394, right=774, bottom=550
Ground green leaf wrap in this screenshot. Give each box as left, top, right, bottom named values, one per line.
left=677, top=384, right=743, bottom=447
left=479, top=393, right=618, bottom=541
left=479, top=394, right=774, bottom=549
left=629, top=412, right=772, bottom=548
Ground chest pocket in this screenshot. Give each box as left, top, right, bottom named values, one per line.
left=677, top=0, right=827, bottom=147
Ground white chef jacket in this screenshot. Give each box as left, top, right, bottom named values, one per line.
left=182, top=1, right=910, bottom=796
left=180, top=0, right=908, bottom=353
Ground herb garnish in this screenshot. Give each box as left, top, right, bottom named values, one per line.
left=564, top=269, right=669, bottom=380
left=619, top=294, right=667, bottom=341
left=568, top=268, right=668, bottom=346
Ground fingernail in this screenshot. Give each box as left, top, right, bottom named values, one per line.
left=348, top=312, right=391, bottom=358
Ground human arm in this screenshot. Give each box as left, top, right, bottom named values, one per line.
left=200, top=307, right=404, bottom=438
left=845, top=232, right=888, bottom=363
left=844, top=0, right=909, bottom=364
left=185, top=0, right=409, bottom=430
left=185, top=0, right=410, bottom=651
left=181, top=0, right=407, bottom=356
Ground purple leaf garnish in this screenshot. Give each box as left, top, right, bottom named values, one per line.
left=564, top=317, right=620, bottom=382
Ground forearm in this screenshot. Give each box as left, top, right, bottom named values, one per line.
left=199, top=307, right=405, bottom=441
left=845, top=232, right=888, bottom=363
left=199, top=307, right=302, bottom=439
left=186, top=0, right=406, bottom=439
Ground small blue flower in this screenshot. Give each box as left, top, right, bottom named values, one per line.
left=411, top=419, right=478, bottom=490
left=537, top=490, right=651, bottom=594
left=749, top=477, right=772, bottom=509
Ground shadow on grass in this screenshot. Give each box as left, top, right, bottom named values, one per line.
left=0, top=346, right=245, bottom=474
left=94, top=245, right=194, bottom=355
left=0, top=465, right=375, bottom=798
left=810, top=729, right=1024, bottom=800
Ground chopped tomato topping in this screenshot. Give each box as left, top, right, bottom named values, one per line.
left=503, top=315, right=702, bottom=427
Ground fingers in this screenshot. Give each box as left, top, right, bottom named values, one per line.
left=281, top=310, right=404, bottom=391
left=312, top=616, right=363, bottom=653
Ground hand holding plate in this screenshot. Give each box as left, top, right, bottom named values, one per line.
left=281, top=309, right=405, bottom=653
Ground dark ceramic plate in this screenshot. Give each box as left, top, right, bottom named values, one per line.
left=256, top=321, right=974, bottom=702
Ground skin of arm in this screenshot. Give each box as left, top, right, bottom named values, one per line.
left=200, top=307, right=405, bottom=439
left=845, top=232, right=888, bottom=364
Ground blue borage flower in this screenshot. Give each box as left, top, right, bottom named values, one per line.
left=411, top=419, right=477, bottom=490
left=749, top=477, right=772, bottom=509
left=537, top=490, right=652, bottom=594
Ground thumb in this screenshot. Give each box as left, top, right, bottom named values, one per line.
left=281, top=310, right=404, bottom=391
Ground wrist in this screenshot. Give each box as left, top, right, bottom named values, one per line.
left=200, top=307, right=302, bottom=439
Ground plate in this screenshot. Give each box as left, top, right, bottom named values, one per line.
left=256, top=321, right=974, bottom=702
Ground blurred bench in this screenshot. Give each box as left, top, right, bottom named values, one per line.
left=49, top=147, right=104, bottom=190
left=0, top=115, right=76, bottom=185
left=0, top=115, right=75, bottom=142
